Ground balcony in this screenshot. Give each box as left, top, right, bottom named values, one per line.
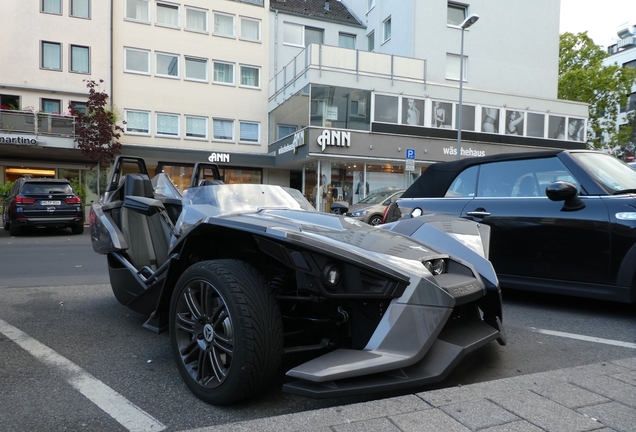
left=0, top=109, right=75, bottom=137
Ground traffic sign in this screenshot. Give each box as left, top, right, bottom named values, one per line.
left=405, top=148, right=416, bottom=159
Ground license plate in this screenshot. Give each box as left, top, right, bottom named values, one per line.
left=41, top=200, right=61, bottom=205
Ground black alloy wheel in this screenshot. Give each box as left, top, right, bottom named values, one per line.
left=368, top=215, right=383, bottom=226
left=169, top=259, right=283, bottom=405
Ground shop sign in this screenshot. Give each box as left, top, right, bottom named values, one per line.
left=317, top=130, right=350, bottom=152
left=0, top=135, right=38, bottom=146
left=208, top=152, right=230, bottom=163
left=325, top=106, right=338, bottom=120
left=442, top=146, right=486, bottom=158
left=278, top=130, right=306, bottom=155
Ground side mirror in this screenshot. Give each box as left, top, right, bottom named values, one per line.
left=546, top=181, right=585, bottom=211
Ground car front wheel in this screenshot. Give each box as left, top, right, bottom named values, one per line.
left=368, top=214, right=383, bottom=226
left=169, top=259, right=283, bottom=405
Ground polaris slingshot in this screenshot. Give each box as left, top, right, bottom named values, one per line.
left=90, top=156, right=506, bottom=405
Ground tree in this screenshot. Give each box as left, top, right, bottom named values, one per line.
left=558, top=32, right=636, bottom=151
left=71, top=79, right=125, bottom=194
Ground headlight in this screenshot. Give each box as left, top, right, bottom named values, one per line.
left=351, top=210, right=367, bottom=217
left=322, top=265, right=342, bottom=288
left=616, top=212, right=636, bottom=220
left=411, top=208, right=423, bottom=217
left=423, top=259, right=446, bottom=275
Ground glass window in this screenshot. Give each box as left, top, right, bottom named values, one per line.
left=213, top=62, right=234, bottom=84
left=448, top=2, right=466, bottom=26
left=42, top=42, right=61, bottom=70
left=214, top=13, right=234, bottom=37
left=623, top=59, right=636, bottom=69
left=283, top=22, right=303, bottom=46
left=186, top=7, right=207, bottom=32
left=339, top=33, right=356, bottom=49
left=549, top=115, right=566, bottom=139
left=310, top=85, right=371, bottom=131
left=70, top=0, right=90, bottom=18
left=156, top=2, right=179, bottom=27
left=446, top=166, right=478, bottom=197
left=42, top=98, right=61, bottom=113
left=240, top=65, right=260, bottom=88
left=374, top=95, right=398, bottom=123
left=383, top=17, right=391, bottom=42
left=69, top=101, right=87, bottom=115
left=446, top=53, right=467, bottom=80
left=432, top=101, right=452, bottom=128
left=402, top=98, right=424, bottom=126
left=505, top=110, right=525, bottom=135
left=185, top=56, right=207, bottom=81
left=455, top=103, right=475, bottom=131
left=481, top=107, right=500, bottom=133
left=126, top=0, right=149, bottom=21
left=156, top=113, right=179, bottom=137
left=240, top=121, right=259, bottom=143
left=527, top=113, right=545, bottom=138
left=186, top=116, right=207, bottom=139
left=567, top=118, right=585, bottom=141
left=125, top=110, right=150, bottom=134
left=156, top=52, right=179, bottom=77
left=70, top=45, right=90, bottom=73
left=367, top=31, right=374, bottom=52
left=0, top=95, right=20, bottom=110
left=277, top=124, right=296, bottom=139
left=241, top=18, right=260, bottom=41
left=305, top=27, right=324, bottom=46
left=125, top=48, right=150, bottom=74
left=213, top=119, right=234, bottom=141
left=41, top=0, right=61, bottom=14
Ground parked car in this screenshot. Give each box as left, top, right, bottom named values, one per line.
left=3, top=178, right=84, bottom=236
left=89, top=156, right=505, bottom=405
left=344, top=187, right=405, bottom=225
left=385, top=150, right=636, bottom=303
left=628, top=161, right=636, bottom=170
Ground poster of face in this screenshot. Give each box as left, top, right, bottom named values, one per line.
left=481, top=107, right=500, bottom=133
left=374, top=95, right=399, bottom=123
left=431, top=101, right=452, bottom=128
left=549, top=115, right=566, bottom=139
left=568, top=118, right=585, bottom=141
left=402, top=98, right=424, bottom=126
left=505, top=110, right=525, bottom=135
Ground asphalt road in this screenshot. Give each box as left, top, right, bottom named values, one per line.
left=0, top=227, right=634, bottom=431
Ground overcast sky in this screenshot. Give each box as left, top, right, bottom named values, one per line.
left=559, top=0, right=636, bottom=48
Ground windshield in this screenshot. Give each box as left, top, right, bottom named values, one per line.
left=357, top=189, right=401, bottom=205
left=571, top=153, right=636, bottom=194
left=22, top=183, right=74, bottom=195
left=151, top=173, right=182, bottom=199
left=182, top=184, right=315, bottom=214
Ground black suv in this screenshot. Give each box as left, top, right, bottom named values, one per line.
left=3, top=178, right=84, bottom=236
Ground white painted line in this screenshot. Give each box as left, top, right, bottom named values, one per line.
left=0, top=318, right=166, bottom=432
left=531, top=327, right=636, bottom=349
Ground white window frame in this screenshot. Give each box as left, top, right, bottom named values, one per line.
left=339, top=33, right=356, bottom=49
left=156, top=1, right=179, bottom=28
left=239, top=121, right=260, bottom=144
left=41, top=0, right=62, bottom=15
left=156, top=51, right=179, bottom=78
left=42, top=98, right=62, bottom=114
left=124, top=47, right=150, bottom=75
left=213, top=12, right=235, bottom=38
left=185, top=56, right=208, bottom=82
left=367, top=31, right=375, bottom=52
left=445, top=53, right=467, bottom=81
left=156, top=112, right=180, bottom=137
left=213, top=118, right=234, bottom=142
left=239, top=65, right=260, bottom=89
left=447, top=2, right=467, bottom=27
left=125, top=0, right=149, bottom=22
left=70, top=44, right=90, bottom=74
left=41, top=41, right=62, bottom=71
left=282, top=22, right=303, bottom=47
left=70, top=0, right=90, bottom=18
left=240, top=17, right=261, bottom=42
left=125, top=109, right=151, bottom=135
left=382, top=17, right=391, bottom=43
left=185, top=6, right=208, bottom=33
left=185, top=115, right=208, bottom=140
left=213, top=61, right=235, bottom=85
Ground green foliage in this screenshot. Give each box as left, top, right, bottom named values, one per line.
left=70, top=178, right=88, bottom=204
left=558, top=32, right=636, bottom=151
left=1, top=181, right=14, bottom=213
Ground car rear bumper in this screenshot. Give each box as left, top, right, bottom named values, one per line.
left=14, top=216, right=84, bottom=228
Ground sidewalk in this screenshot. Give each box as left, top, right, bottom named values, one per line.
left=189, top=357, right=636, bottom=432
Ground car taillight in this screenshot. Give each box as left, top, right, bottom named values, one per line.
left=64, top=196, right=82, bottom=204
left=15, top=196, right=36, bottom=204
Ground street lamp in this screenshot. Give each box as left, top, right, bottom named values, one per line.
left=456, top=13, right=479, bottom=160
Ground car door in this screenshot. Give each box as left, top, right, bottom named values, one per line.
left=461, top=157, right=612, bottom=285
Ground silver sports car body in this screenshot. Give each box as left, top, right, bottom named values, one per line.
left=90, top=156, right=506, bottom=405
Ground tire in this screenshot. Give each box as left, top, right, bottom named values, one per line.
left=71, top=224, right=84, bottom=235
left=368, top=215, right=383, bottom=226
left=169, top=259, right=283, bottom=405
left=9, top=220, right=21, bottom=236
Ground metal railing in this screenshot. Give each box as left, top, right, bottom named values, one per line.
left=0, top=110, right=75, bottom=137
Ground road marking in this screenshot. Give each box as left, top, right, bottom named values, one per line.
left=531, top=327, right=636, bottom=349
left=0, top=318, right=166, bottom=432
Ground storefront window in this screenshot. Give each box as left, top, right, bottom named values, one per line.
left=159, top=164, right=263, bottom=192
left=374, top=94, right=398, bottom=124
left=310, top=85, right=370, bottom=131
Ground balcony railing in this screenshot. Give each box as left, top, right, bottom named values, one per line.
left=0, top=110, right=75, bottom=137
left=270, top=44, right=427, bottom=101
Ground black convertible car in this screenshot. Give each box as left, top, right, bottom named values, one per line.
left=385, top=150, right=636, bottom=303
left=90, top=156, right=505, bottom=405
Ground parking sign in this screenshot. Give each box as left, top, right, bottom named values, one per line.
left=406, top=148, right=416, bottom=159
